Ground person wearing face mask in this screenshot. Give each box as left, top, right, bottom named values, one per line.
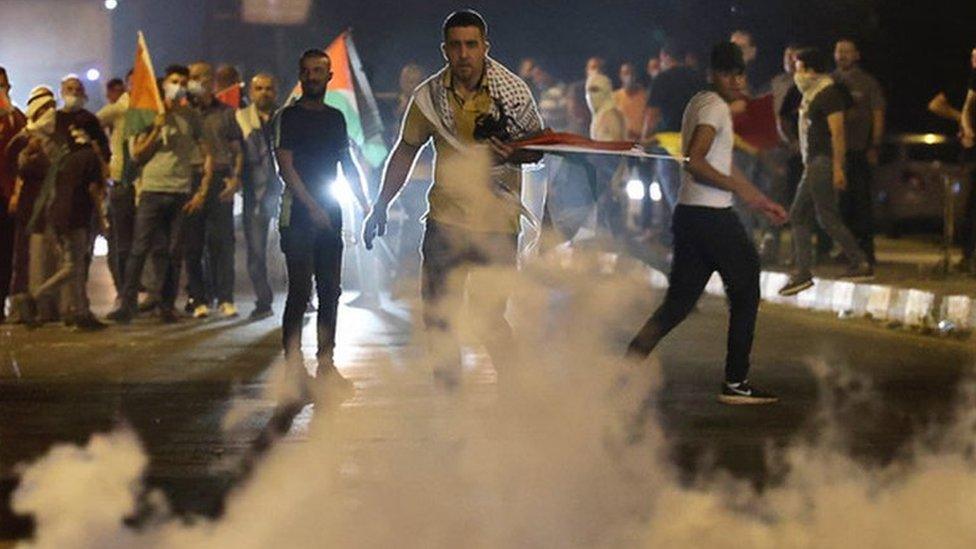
left=235, top=73, right=281, bottom=320
left=17, top=92, right=110, bottom=331
left=586, top=71, right=628, bottom=238
left=627, top=43, right=788, bottom=405
left=613, top=62, right=649, bottom=142
left=778, top=48, right=873, bottom=297
left=183, top=61, right=244, bottom=320
left=1, top=66, right=27, bottom=324
left=57, top=75, right=110, bottom=166
left=6, top=87, right=68, bottom=326
left=107, top=65, right=213, bottom=324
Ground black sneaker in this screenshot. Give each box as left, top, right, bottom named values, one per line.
left=248, top=306, right=274, bottom=321
left=158, top=308, right=180, bottom=324
left=73, top=315, right=108, bottom=332
left=107, top=306, right=135, bottom=324
left=778, top=273, right=814, bottom=296
left=312, top=364, right=355, bottom=401
left=20, top=296, right=40, bottom=329
left=839, top=263, right=874, bottom=282
left=718, top=381, right=779, bottom=405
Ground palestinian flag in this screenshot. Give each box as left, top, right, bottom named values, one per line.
left=122, top=31, right=165, bottom=184
left=0, top=86, right=12, bottom=115
left=216, top=83, right=242, bottom=109
left=290, top=30, right=387, bottom=168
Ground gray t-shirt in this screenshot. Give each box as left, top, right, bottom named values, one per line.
left=138, top=107, right=203, bottom=194
left=832, top=67, right=885, bottom=151
left=194, top=100, right=241, bottom=170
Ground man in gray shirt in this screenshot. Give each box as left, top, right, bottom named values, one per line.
left=108, top=64, right=213, bottom=323
left=833, top=38, right=885, bottom=264
left=185, top=61, right=244, bottom=319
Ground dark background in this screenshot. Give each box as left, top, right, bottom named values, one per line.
left=109, top=0, right=975, bottom=134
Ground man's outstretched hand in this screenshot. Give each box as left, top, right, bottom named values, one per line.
left=742, top=187, right=789, bottom=226
left=363, top=203, right=387, bottom=250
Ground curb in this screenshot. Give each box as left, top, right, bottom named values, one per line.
left=626, top=255, right=975, bottom=337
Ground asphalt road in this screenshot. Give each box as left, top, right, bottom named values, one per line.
left=1, top=263, right=973, bottom=543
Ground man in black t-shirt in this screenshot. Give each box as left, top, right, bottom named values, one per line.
left=645, top=42, right=705, bottom=214
left=779, top=48, right=872, bottom=296
left=274, top=48, right=369, bottom=403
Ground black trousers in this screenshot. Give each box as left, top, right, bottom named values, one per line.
left=107, top=183, right=136, bottom=296
left=184, top=173, right=235, bottom=305
left=120, top=191, right=187, bottom=311
left=243, top=194, right=274, bottom=310
left=839, top=150, right=876, bottom=264
left=628, top=205, right=761, bottom=383
left=281, top=223, right=343, bottom=363
left=0, top=205, right=13, bottom=321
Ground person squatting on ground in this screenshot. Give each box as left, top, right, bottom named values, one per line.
left=627, top=43, right=788, bottom=405
left=363, top=9, right=544, bottom=389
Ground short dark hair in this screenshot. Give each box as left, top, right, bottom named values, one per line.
left=299, top=48, right=330, bottom=69
left=443, top=9, right=487, bottom=41
left=795, top=48, right=828, bottom=73
left=106, top=78, right=125, bottom=90
left=835, top=37, right=860, bottom=51
left=710, top=42, right=746, bottom=74
left=661, top=40, right=689, bottom=60
left=163, top=64, right=189, bottom=79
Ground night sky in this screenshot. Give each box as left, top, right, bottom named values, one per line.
left=109, top=0, right=975, bottom=133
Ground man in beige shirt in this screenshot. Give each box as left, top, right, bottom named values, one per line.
left=363, top=9, right=542, bottom=388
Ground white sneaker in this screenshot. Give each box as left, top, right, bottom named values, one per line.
left=193, top=304, right=210, bottom=319
left=218, top=302, right=238, bottom=318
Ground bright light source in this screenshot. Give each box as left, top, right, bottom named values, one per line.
left=85, top=68, right=101, bottom=82
left=104, top=0, right=118, bottom=10
left=331, top=174, right=352, bottom=206
left=922, top=133, right=939, bottom=145
left=626, top=179, right=645, bottom=201
left=649, top=181, right=663, bottom=202
left=93, top=236, right=109, bottom=257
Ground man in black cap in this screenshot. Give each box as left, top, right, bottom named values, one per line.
left=627, top=42, right=787, bottom=405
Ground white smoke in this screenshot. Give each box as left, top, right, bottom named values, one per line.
left=9, top=249, right=976, bottom=548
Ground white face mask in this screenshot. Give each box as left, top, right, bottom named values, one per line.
left=163, top=82, right=187, bottom=102
left=27, top=107, right=56, bottom=135
left=62, top=94, right=87, bottom=111
left=585, top=74, right=613, bottom=114
left=187, top=80, right=205, bottom=97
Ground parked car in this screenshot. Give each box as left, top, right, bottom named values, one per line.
left=873, top=133, right=973, bottom=237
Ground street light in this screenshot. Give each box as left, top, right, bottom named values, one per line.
left=104, top=0, right=118, bottom=10
left=85, top=68, right=101, bottom=82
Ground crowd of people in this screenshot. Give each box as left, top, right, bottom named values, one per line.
left=0, top=63, right=288, bottom=330
left=1, top=9, right=975, bottom=403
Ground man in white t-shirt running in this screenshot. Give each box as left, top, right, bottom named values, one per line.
left=627, top=43, right=788, bottom=405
